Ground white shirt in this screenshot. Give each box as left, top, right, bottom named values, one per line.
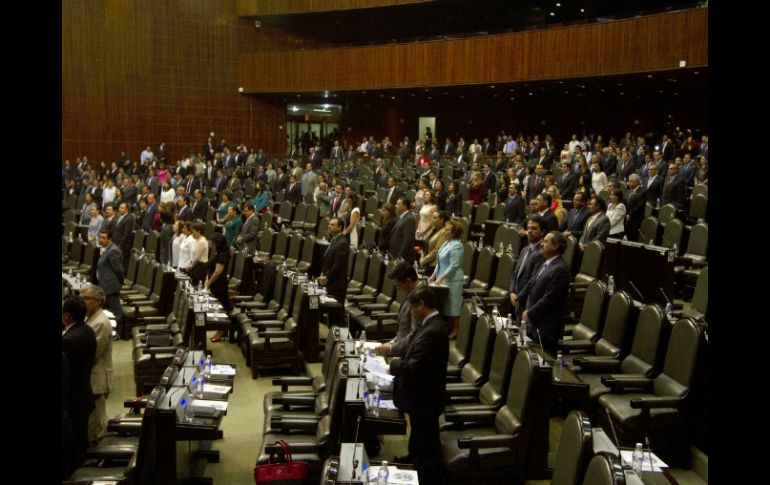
left=420, top=310, right=440, bottom=327
left=190, top=236, right=209, bottom=265
left=160, top=187, right=175, bottom=203
left=178, top=235, right=195, bottom=269
left=140, top=149, right=154, bottom=165
left=101, top=186, right=116, bottom=206
left=171, top=234, right=184, bottom=267
left=606, top=203, right=626, bottom=235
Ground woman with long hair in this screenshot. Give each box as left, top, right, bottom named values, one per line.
left=416, top=189, right=438, bottom=241
left=445, top=181, right=462, bottom=216
left=186, top=222, right=209, bottom=286
left=606, top=189, right=627, bottom=238
left=467, top=172, right=485, bottom=205
left=224, top=205, right=243, bottom=247
left=546, top=185, right=567, bottom=225
left=208, top=233, right=234, bottom=343
left=343, top=192, right=360, bottom=248
left=217, top=191, right=236, bottom=223
left=428, top=218, right=465, bottom=339
left=253, top=180, right=270, bottom=214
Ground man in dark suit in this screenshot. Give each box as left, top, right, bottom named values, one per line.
left=285, top=175, right=302, bottom=205
left=503, top=182, right=526, bottom=224
left=184, top=172, right=201, bottom=196
left=330, top=184, right=345, bottom=217
left=210, top=168, right=226, bottom=193
left=390, top=286, right=449, bottom=483
left=624, top=174, right=646, bottom=241
left=556, top=161, right=578, bottom=201
left=615, top=151, right=636, bottom=183
left=142, top=193, right=158, bottom=231
left=330, top=140, right=344, bottom=163
left=96, top=229, right=126, bottom=338
left=190, top=189, right=208, bottom=221
left=176, top=195, right=193, bottom=222
left=509, top=216, right=545, bottom=320
left=560, top=193, right=590, bottom=241
left=112, top=202, right=135, bottom=267
left=526, top=163, right=546, bottom=202
left=388, top=198, right=417, bottom=263
left=482, top=162, right=498, bottom=196
left=374, top=262, right=419, bottom=358
left=660, top=134, right=675, bottom=162
left=318, top=217, right=351, bottom=303
left=660, top=164, right=686, bottom=209
left=443, top=138, right=454, bottom=157
left=579, top=197, right=611, bottom=251
left=236, top=202, right=259, bottom=253
left=534, top=193, right=559, bottom=234
left=62, top=295, right=97, bottom=474
left=642, top=164, right=664, bottom=206
left=520, top=231, right=571, bottom=355
left=100, top=205, right=117, bottom=235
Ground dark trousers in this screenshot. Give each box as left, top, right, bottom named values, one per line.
left=105, top=292, right=124, bottom=338
left=408, top=410, right=447, bottom=485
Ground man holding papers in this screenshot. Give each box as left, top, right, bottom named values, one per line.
left=374, top=262, right=419, bottom=357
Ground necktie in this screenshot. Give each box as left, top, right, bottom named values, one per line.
left=516, top=246, right=532, bottom=281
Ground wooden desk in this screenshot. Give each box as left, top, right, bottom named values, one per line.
left=603, top=238, right=675, bottom=307
left=343, top=377, right=407, bottom=443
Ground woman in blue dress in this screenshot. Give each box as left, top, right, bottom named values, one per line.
left=253, top=181, right=270, bottom=214
left=428, top=218, right=465, bottom=338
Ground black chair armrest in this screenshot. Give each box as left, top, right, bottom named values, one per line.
left=143, top=345, right=180, bottom=354
left=373, top=312, right=399, bottom=322
left=445, top=366, right=462, bottom=380
left=272, top=376, right=313, bottom=390
left=140, top=316, right=168, bottom=324
left=557, top=340, right=595, bottom=352
left=443, top=410, right=497, bottom=424
left=481, top=295, right=506, bottom=305
left=445, top=383, right=481, bottom=398
left=572, top=357, right=622, bottom=373
left=270, top=416, right=319, bottom=432
left=457, top=433, right=515, bottom=450
left=601, top=375, right=654, bottom=393
left=232, top=295, right=257, bottom=302
left=258, top=330, right=293, bottom=339
left=630, top=396, right=684, bottom=409
left=348, top=294, right=376, bottom=303
left=264, top=441, right=318, bottom=455
left=274, top=395, right=316, bottom=407
left=360, top=303, right=390, bottom=312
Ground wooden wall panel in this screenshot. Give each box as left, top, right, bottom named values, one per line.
left=238, top=8, right=708, bottom=93
left=62, top=0, right=285, bottom=165
left=237, top=0, right=428, bottom=16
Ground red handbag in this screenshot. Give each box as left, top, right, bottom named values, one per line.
left=254, top=440, right=309, bottom=484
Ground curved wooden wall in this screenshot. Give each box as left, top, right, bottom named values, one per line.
left=237, top=0, right=429, bottom=16
left=238, top=8, right=708, bottom=93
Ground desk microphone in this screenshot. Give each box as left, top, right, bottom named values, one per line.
left=628, top=280, right=645, bottom=303
left=535, top=328, right=546, bottom=361
left=351, top=415, right=362, bottom=479
left=605, top=407, right=622, bottom=459
left=645, top=437, right=656, bottom=482
left=658, top=287, right=672, bottom=306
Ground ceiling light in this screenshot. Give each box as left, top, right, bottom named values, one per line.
left=291, top=106, right=298, bottom=112
left=580, top=8, right=585, bottom=13
left=556, top=3, right=561, bottom=7
left=550, top=12, right=555, bottom=17
left=322, top=104, right=330, bottom=109
left=647, top=74, right=653, bottom=78
left=528, top=92, right=533, bottom=96
left=490, top=85, right=495, bottom=88
left=390, top=96, right=396, bottom=100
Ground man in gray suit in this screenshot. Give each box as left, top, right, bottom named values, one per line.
left=388, top=197, right=417, bottom=264
left=579, top=196, right=611, bottom=251
left=236, top=202, right=259, bottom=253
left=96, top=229, right=125, bottom=338
left=509, top=215, right=545, bottom=320
left=316, top=182, right=331, bottom=218
left=80, top=284, right=113, bottom=443
left=374, top=262, right=419, bottom=358
left=300, top=162, right=319, bottom=204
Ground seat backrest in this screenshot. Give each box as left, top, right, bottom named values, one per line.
left=479, top=329, right=516, bottom=408
left=461, top=314, right=497, bottom=386
left=492, top=224, right=508, bottom=247
left=145, top=230, right=159, bottom=256
left=551, top=411, right=594, bottom=485
left=639, top=216, right=659, bottom=245
left=204, top=220, right=215, bottom=239
left=364, top=195, right=378, bottom=215
left=461, top=241, right=476, bottom=277
left=364, top=252, right=384, bottom=292
left=563, top=234, right=579, bottom=274
left=259, top=229, right=275, bottom=254
left=658, top=203, right=677, bottom=224
left=449, top=302, right=478, bottom=366
left=578, top=240, right=604, bottom=279
left=492, top=252, right=514, bottom=290
left=286, top=233, right=302, bottom=261
left=362, top=222, right=377, bottom=249
left=350, top=249, right=369, bottom=284
left=573, top=280, right=609, bottom=341
left=684, top=222, right=707, bottom=258
left=231, top=250, right=245, bottom=281
left=620, top=304, right=666, bottom=377
left=691, top=266, right=707, bottom=315
left=581, top=452, right=625, bottom=485
left=316, top=217, right=330, bottom=239
left=654, top=318, right=702, bottom=398
left=470, top=247, right=494, bottom=287
left=461, top=200, right=473, bottom=218
left=473, top=202, right=490, bottom=224
left=691, top=184, right=708, bottom=198
left=299, top=235, right=316, bottom=265
left=80, top=241, right=95, bottom=268
left=279, top=201, right=292, bottom=220
left=134, top=386, right=166, bottom=484
left=132, top=229, right=146, bottom=252
left=661, top=218, right=683, bottom=249
left=688, top=193, right=707, bottom=221
left=125, top=252, right=140, bottom=283
left=150, top=261, right=165, bottom=298
left=498, top=349, right=538, bottom=437
left=595, top=291, right=632, bottom=358
left=304, top=204, right=319, bottom=225
left=293, top=203, right=307, bottom=223
left=492, top=203, right=506, bottom=221
left=272, top=230, right=289, bottom=258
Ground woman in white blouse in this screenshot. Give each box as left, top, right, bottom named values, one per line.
left=177, top=222, right=195, bottom=272
left=186, top=222, right=209, bottom=286
left=170, top=220, right=184, bottom=268
left=591, top=160, right=608, bottom=196
left=606, top=189, right=627, bottom=238
left=159, top=180, right=175, bottom=204
left=343, top=192, right=361, bottom=248
left=416, top=189, right=438, bottom=241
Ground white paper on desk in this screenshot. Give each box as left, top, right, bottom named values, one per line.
left=321, top=295, right=338, bottom=303
left=362, top=341, right=380, bottom=351
left=192, top=399, right=228, bottom=411
left=206, top=312, right=229, bottom=319
left=210, top=364, right=236, bottom=376
left=367, top=465, right=417, bottom=484
left=203, top=383, right=232, bottom=394
left=378, top=399, right=398, bottom=411
left=619, top=450, right=667, bottom=471
left=363, top=358, right=390, bottom=375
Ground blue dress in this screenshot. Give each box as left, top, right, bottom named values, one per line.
left=434, top=239, right=464, bottom=317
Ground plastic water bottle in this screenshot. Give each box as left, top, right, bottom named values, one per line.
left=372, top=385, right=382, bottom=417
left=182, top=396, right=195, bottom=423
left=377, top=460, right=389, bottom=485
left=554, top=351, right=563, bottom=381
left=507, top=313, right=513, bottom=330
left=492, top=304, right=500, bottom=324
left=498, top=242, right=504, bottom=255
left=195, top=375, right=205, bottom=399
left=198, top=353, right=205, bottom=374
left=204, top=354, right=212, bottom=379
left=359, top=330, right=367, bottom=351
left=607, top=276, right=615, bottom=295
left=383, top=253, right=389, bottom=266
left=665, top=302, right=673, bottom=317
left=478, top=235, right=484, bottom=248
left=519, top=321, right=528, bottom=348
left=632, top=442, right=644, bottom=475
left=197, top=280, right=203, bottom=293
left=413, top=260, right=419, bottom=276
left=507, top=243, right=513, bottom=254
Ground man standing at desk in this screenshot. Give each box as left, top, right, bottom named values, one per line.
left=390, top=286, right=448, bottom=484
left=96, top=229, right=126, bottom=339
left=520, top=231, right=571, bottom=356
left=80, top=284, right=113, bottom=443
left=374, top=262, right=419, bottom=358
left=318, top=217, right=350, bottom=305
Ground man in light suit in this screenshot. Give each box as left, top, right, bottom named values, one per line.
left=80, top=284, right=113, bottom=444
left=390, top=286, right=448, bottom=483
left=236, top=202, right=259, bottom=253
left=624, top=174, right=646, bottom=241
left=520, top=231, right=571, bottom=355
left=316, top=182, right=331, bottom=218
left=300, top=163, right=319, bottom=204
left=388, top=198, right=417, bottom=263
left=579, top=197, right=611, bottom=251
left=509, top=216, right=545, bottom=319
left=330, top=140, right=344, bottom=163
left=96, top=229, right=125, bottom=338
left=318, top=217, right=351, bottom=304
